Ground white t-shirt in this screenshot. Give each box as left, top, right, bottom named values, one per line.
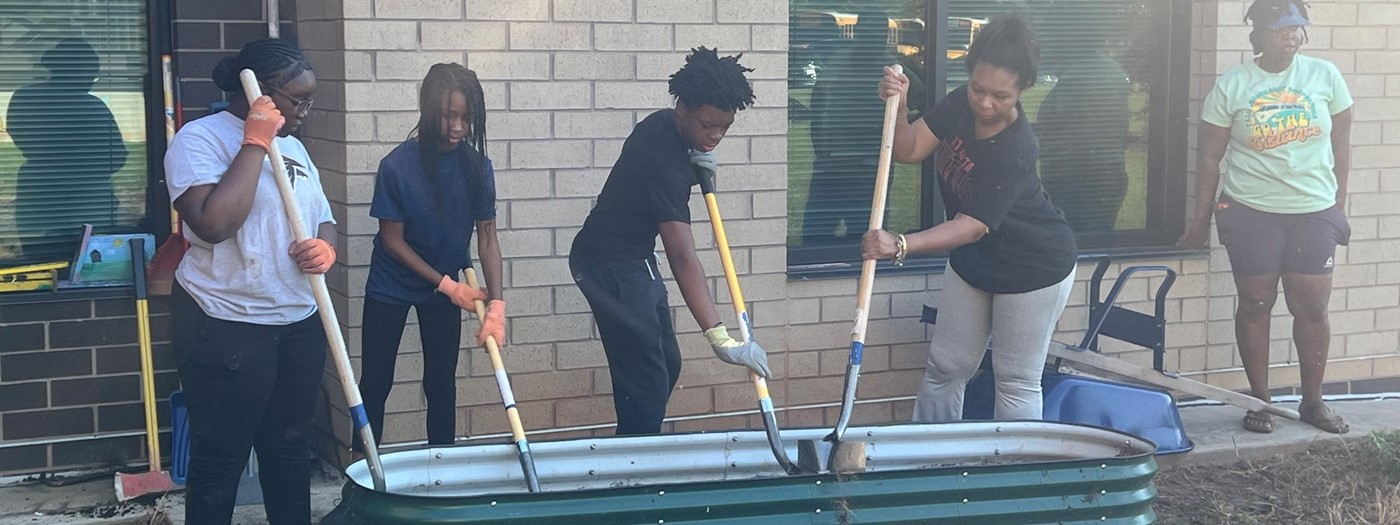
left=164, top=111, right=335, bottom=325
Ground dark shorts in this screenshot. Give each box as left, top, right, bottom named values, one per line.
left=1215, top=195, right=1350, bottom=276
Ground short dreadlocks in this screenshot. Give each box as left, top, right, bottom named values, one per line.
left=668, top=47, right=756, bottom=112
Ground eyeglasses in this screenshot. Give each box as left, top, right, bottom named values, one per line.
left=263, top=83, right=314, bottom=115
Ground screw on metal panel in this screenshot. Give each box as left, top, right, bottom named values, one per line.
left=730, top=462, right=738, bottom=468
left=1100, top=490, right=1107, bottom=495
left=588, top=470, right=596, bottom=475
left=731, top=436, right=739, bottom=442
left=815, top=509, right=822, bottom=514
left=1101, top=464, right=1107, bottom=469
left=962, top=498, right=969, bottom=504
left=659, top=491, right=665, bottom=496
left=490, top=501, right=497, bottom=507
left=866, top=431, right=873, bottom=437
left=591, top=444, right=597, bottom=450
left=658, top=520, right=664, bottom=524
left=815, top=480, right=822, bottom=485
left=995, top=427, right=1002, bottom=433
left=1101, top=517, right=1107, bottom=521
left=962, top=472, right=968, bottom=477
left=434, top=480, right=442, bottom=485
left=435, top=453, right=442, bottom=459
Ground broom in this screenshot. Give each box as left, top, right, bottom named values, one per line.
left=146, top=54, right=186, bottom=296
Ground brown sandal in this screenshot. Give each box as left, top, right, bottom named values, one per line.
left=1299, top=402, right=1349, bottom=434
left=1242, top=410, right=1274, bottom=434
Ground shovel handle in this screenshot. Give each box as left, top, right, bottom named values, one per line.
left=238, top=69, right=386, bottom=492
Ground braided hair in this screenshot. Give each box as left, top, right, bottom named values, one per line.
left=212, top=38, right=312, bottom=93
left=1245, top=0, right=1310, bottom=55
left=668, top=47, right=756, bottom=112
left=410, top=63, right=489, bottom=217
left=965, top=14, right=1040, bottom=91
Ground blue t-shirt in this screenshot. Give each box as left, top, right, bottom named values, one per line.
left=366, top=139, right=496, bottom=305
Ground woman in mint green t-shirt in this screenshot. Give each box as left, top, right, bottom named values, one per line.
left=1178, top=0, right=1353, bottom=435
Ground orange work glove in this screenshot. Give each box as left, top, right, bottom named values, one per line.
left=289, top=238, right=335, bottom=274
left=241, top=95, right=284, bottom=153
left=437, top=275, right=487, bottom=310
left=476, top=299, right=506, bottom=348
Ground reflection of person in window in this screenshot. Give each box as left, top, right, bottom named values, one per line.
left=863, top=15, right=1078, bottom=423
left=802, top=12, right=891, bottom=244
left=1036, top=50, right=1130, bottom=233
left=6, top=38, right=128, bottom=248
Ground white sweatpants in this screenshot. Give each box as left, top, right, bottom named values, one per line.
left=912, top=264, right=1076, bottom=422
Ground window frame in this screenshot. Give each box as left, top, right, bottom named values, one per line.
left=786, top=0, right=1193, bottom=278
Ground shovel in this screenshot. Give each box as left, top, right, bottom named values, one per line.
left=114, top=238, right=175, bottom=500
left=820, top=64, right=904, bottom=474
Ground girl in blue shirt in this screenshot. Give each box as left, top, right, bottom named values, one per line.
left=359, top=63, right=504, bottom=446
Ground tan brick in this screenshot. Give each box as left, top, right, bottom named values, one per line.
left=1334, top=310, right=1377, bottom=335
left=636, top=53, right=690, bottom=80
left=717, top=0, right=784, bottom=23
left=510, top=82, right=591, bottom=111
left=372, top=112, right=417, bottom=142
left=345, top=82, right=418, bottom=111
left=344, top=21, right=417, bottom=50
left=511, top=311, right=593, bottom=343
left=511, top=199, right=593, bottom=229
left=665, top=385, right=715, bottom=416
left=376, top=0, right=460, bottom=19
left=675, top=24, right=749, bottom=51
left=512, top=139, right=593, bottom=170
left=463, top=0, right=548, bottom=21
left=554, top=0, right=631, bottom=21
left=1348, top=239, right=1400, bottom=263
left=465, top=52, right=550, bottom=81
left=509, top=22, right=591, bottom=51
left=637, top=0, right=713, bottom=23
left=1370, top=354, right=1400, bottom=378
left=595, top=24, right=673, bottom=51
left=1384, top=217, right=1400, bottom=239
left=752, top=25, right=787, bottom=51
left=555, top=53, right=634, bottom=81
left=1309, top=2, right=1358, bottom=26
left=504, top=286, right=553, bottom=316
left=554, top=169, right=610, bottom=198
left=423, top=21, right=507, bottom=50
left=1348, top=285, right=1400, bottom=310
left=553, top=111, right=635, bottom=140
left=1346, top=331, right=1400, bottom=357
left=376, top=51, right=466, bottom=82
left=485, top=111, right=550, bottom=141
left=593, top=139, right=627, bottom=169
left=595, top=81, right=673, bottom=110
left=497, top=229, right=553, bottom=258
left=345, top=142, right=399, bottom=173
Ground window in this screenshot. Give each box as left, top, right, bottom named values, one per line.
left=0, top=0, right=164, bottom=268
left=787, top=0, right=1189, bottom=270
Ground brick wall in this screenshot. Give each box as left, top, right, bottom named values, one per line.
left=0, top=296, right=178, bottom=475
left=174, top=0, right=297, bottom=121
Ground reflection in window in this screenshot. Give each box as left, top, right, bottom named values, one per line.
left=947, top=0, right=1152, bottom=234
left=0, top=1, right=149, bottom=266
left=787, top=2, right=926, bottom=265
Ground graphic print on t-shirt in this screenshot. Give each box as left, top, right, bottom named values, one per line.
left=1246, top=87, right=1322, bottom=152
left=283, top=156, right=311, bottom=187
left=935, top=136, right=976, bottom=199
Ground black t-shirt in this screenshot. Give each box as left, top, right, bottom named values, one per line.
left=928, top=85, right=1078, bottom=293
left=571, top=109, right=697, bottom=262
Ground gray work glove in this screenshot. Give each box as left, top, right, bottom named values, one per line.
left=689, top=149, right=717, bottom=183
left=703, top=323, right=772, bottom=378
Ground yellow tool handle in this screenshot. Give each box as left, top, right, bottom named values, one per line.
left=465, top=268, right=527, bottom=443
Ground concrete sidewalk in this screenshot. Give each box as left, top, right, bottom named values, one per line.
left=3, top=398, right=1397, bottom=524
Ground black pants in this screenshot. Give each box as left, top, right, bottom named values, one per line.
left=170, top=283, right=326, bottom=525
left=570, top=254, right=681, bottom=435
left=358, top=294, right=462, bottom=445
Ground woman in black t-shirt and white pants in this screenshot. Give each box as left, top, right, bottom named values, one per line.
left=862, top=15, right=1078, bottom=422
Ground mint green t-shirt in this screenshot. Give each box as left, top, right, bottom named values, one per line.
left=1201, top=54, right=1352, bottom=214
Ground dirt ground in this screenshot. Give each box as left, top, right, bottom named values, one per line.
left=1155, top=431, right=1400, bottom=524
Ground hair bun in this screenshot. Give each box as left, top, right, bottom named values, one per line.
left=212, top=57, right=241, bottom=93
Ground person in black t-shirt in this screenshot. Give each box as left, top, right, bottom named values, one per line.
left=570, top=48, right=772, bottom=435
left=862, top=15, right=1078, bottom=423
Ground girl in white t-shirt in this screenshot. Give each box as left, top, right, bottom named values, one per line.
left=163, top=38, right=334, bottom=524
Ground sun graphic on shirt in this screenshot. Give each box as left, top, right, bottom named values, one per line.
left=1246, top=87, right=1322, bottom=151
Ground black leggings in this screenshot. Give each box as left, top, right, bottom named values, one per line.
left=170, top=283, right=327, bottom=525
left=570, top=254, right=681, bottom=435
left=358, top=295, right=462, bottom=445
